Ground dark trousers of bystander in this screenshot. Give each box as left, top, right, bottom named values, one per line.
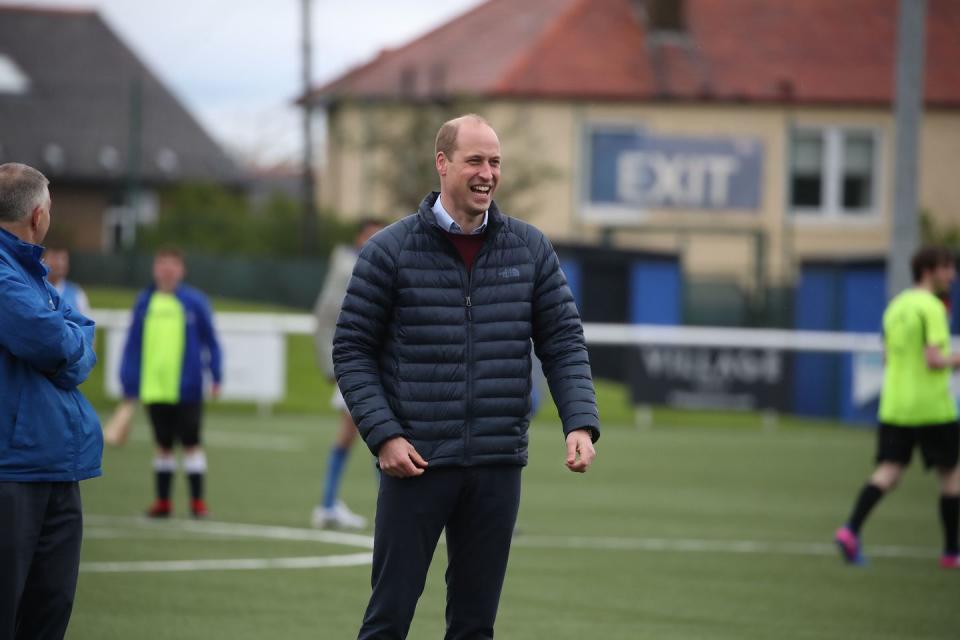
left=358, top=466, right=522, bottom=640
left=0, top=481, right=83, bottom=640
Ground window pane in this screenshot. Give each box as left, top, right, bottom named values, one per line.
left=792, top=133, right=823, bottom=172
left=844, top=134, right=873, bottom=174
left=842, top=176, right=872, bottom=210
left=791, top=132, right=823, bottom=208
left=842, top=133, right=874, bottom=210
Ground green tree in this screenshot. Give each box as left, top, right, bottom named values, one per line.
left=351, top=101, right=562, bottom=219
left=137, top=183, right=251, bottom=254
left=137, top=183, right=356, bottom=257
left=921, top=209, right=960, bottom=249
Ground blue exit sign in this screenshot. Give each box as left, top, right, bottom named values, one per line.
left=584, top=125, right=764, bottom=221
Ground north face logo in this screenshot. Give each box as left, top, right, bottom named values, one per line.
left=498, top=267, right=521, bottom=280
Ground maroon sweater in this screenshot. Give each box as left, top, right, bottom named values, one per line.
left=444, top=230, right=487, bottom=271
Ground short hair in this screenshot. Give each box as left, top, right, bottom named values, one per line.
left=357, top=217, right=385, bottom=232
left=911, top=246, right=955, bottom=282
left=434, top=114, right=493, bottom=160
left=154, top=246, right=185, bottom=262
left=0, top=163, right=49, bottom=223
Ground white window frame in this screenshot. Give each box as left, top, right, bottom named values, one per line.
left=100, top=191, right=158, bottom=251
left=789, top=126, right=882, bottom=221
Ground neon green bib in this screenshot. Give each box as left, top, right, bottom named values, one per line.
left=140, top=292, right=186, bottom=404
left=878, top=289, right=957, bottom=425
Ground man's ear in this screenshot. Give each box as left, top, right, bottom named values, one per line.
left=436, top=152, right=447, bottom=177
left=30, top=205, right=43, bottom=231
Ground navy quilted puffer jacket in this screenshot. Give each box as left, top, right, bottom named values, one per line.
left=333, top=192, right=599, bottom=467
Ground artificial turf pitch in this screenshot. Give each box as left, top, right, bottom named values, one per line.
left=70, top=411, right=958, bottom=639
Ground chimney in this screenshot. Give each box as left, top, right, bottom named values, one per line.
left=633, top=0, right=687, bottom=33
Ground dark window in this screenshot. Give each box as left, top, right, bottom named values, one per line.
left=790, top=132, right=823, bottom=208
left=399, top=67, right=417, bottom=96
left=842, top=133, right=874, bottom=211
left=428, top=64, right=446, bottom=96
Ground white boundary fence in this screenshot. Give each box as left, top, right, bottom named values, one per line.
left=582, top=323, right=884, bottom=353
left=91, top=310, right=313, bottom=407
left=91, top=310, right=902, bottom=414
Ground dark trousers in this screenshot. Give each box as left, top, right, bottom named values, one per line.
left=358, top=466, right=522, bottom=640
left=0, top=482, right=83, bottom=640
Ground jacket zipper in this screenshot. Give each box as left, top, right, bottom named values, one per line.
left=461, top=234, right=498, bottom=464
left=425, top=209, right=500, bottom=465
left=463, top=275, right=473, bottom=464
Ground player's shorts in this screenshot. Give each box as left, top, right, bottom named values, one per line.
left=331, top=385, right=348, bottom=411
left=876, top=421, right=960, bottom=470
left=146, top=403, right=203, bottom=449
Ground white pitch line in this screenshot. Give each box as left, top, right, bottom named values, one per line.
left=113, top=429, right=304, bottom=452
left=84, top=527, right=222, bottom=540
left=85, top=515, right=375, bottom=549
left=83, top=515, right=939, bottom=572
left=80, top=552, right=373, bottom=574
left=202, top=431, right=304, bottom=452
left=508, top=535, right=937, bottom=559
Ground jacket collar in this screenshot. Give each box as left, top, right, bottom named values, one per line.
left=146, top=283, right=183, bottom=297
left=0, top=227, right=47, bottom=275
left=417, top=191, right=503, bottom=232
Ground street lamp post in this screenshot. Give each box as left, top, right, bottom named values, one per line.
left=301, top=0, right=319, bottom=255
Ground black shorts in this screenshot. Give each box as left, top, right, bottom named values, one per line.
left=147, top=403, right=203, bottom=449
left=876, top=422, right=960, bottom=470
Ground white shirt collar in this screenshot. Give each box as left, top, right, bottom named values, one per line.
left=432, top=195, right=488, bottom=235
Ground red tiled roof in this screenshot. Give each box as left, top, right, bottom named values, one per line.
left=314, top=0, right=573, bottom=100
left=308, top=0, right=960, bottom=107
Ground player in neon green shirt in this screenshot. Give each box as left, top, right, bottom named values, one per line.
left=835, top=247, right=960, bottom=568
left=120, top=248, right=222, bottom=518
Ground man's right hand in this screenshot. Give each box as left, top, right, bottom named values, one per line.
left=378, top=437, right=428, bottom=478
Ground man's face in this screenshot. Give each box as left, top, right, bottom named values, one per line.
left=932, top=263, right=956, bottom=296
left=44, top=249, right=69, bottom=282
left=437, top=121, right=501, bottom=219
left=153, top=255, right=185, bottom=292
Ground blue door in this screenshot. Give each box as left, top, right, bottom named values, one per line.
left=838, top=266, right=887, bottom=423
left=793, top=266, right=842, bottom=418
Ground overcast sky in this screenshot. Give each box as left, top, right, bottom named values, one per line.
left=14, top=0, right=484, bottom=164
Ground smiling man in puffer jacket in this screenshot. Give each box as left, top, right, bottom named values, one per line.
left=0, top=163, right=102, bottom=640
left=335, top=114, right=600, bottom=640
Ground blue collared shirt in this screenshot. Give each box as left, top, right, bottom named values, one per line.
left=432, top=195, right=488, bottom=235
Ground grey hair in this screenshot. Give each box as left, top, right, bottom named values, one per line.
left=0, top=163, right=50, bottom=223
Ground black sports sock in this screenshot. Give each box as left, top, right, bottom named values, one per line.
left=940, top=495, right=959, bottom=556
left=847, top=484, right=885, bottom=535
left=188, top=473, right=204, bottom=501
left=156, top=470, right=173, bottom=501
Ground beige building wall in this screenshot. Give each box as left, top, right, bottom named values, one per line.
left=321, top=100, right=960, bottom=286
left=920, top=111, right=960, bottom=227
left=784, top=108, right=891, bottom=267
left=505, top=102, right=787, bottom=286
left=49, top=186, right=111, bottom=251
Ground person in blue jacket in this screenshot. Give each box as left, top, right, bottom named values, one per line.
left=0, top=162, right=102, bottom=640
left=120, top=247, right=222, bottom=519
left=43, top=247, right=90, bottom=317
